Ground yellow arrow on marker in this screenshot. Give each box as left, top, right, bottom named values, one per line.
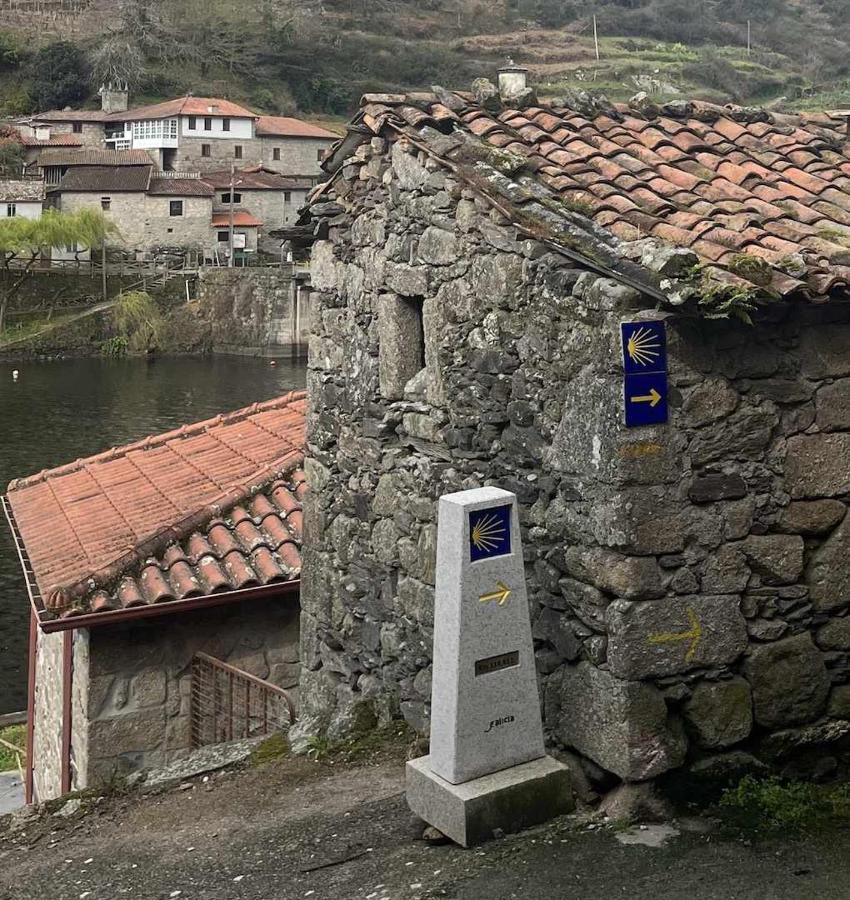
left=479, top=582, right=511, bottom=606
left=630, top=388, right=663, bottom=407
left=647, top=607, right=702, bottom=661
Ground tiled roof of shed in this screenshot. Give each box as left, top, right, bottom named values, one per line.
left=211, top=210, right=263, bottom=227
left=202, top=167, right=314, bottom=191
left=0, top=179, right=45, bottom=202
left=38, top=148, right=154, bottom=168
left=256, top=115, right=338, bottom=139
left=53, top=165, right=152, bottom=193
left=148, top=176, right=214, bottom=196
left=19, top=133, right=83, bottom=147
left=3, top=392, right=306, bottom=624
left=340, top=90, right=850, bottom=303
left=31, top=109, right=111, bottom=123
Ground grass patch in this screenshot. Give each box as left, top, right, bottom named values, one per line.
left=719, top=775, right=850, bottom=832
left=0, top=724, right=25, bottom=772
left=249, top=732, right=290, bottom=767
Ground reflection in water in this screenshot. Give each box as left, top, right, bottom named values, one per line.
left=0, top=355, right=306, bottom=713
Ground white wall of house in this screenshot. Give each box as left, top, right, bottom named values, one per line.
left=0, top=200, right=42, bottom=220
left=181, top=115, right=254, bottom=140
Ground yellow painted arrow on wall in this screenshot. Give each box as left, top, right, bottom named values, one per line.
left=479, top=582, right=511, bottom=606
left=630, top=388, right=663, bottom=407
left=647, top=607, right=702, bottom=661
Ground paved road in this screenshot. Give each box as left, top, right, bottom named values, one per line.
left=1, top=753, right=848, bottom=900
left=0, top=773, right=23, bottom=818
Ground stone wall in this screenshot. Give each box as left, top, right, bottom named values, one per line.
left=32, top=630, right=63, bottom=801
left=258, top=138, right=330, bottom=177
left=83, top=599, right=299, bottom=787
left=59, top=192, right=213, bottom=253
left=197, top=266, right=310, bottom=356
left=299, top=131, right=850, bottom=784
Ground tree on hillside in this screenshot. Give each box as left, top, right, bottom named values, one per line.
left=89, top=36, right=145, bottom=90
left=28, top=42, right=89, bottom=111
left=0, top=209, right=115, bottom=334
left=0, top=127, right=24, bottom=177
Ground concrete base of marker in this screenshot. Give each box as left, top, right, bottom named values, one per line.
left=406, top=754, right=573, bottom=847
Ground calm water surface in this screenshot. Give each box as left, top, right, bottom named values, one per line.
left=0, top=355, right=306, bottom=713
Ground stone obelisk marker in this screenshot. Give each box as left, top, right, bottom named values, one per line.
left=406, top=487, right=572, bottom=846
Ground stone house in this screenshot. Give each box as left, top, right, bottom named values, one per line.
left=2, top=392, right=306, bottom=803
left=255, top=116, right=339, bottom=176
left=24, top=93, right=338, bottom=178
left=51, top=166, right=215, bottom=253
left=210, top=210, right=262, bottom=261
left=0, top=179, right=44, bottom=220
left=292, top=74, right=850, bottom=784
left=202, top=166, right=314, bottom=255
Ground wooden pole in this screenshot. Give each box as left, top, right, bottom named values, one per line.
left=228, top=161, right=235, bottom=269
left=747, top=19, right=751, bottom=56
left=101, top=241, right=107, bottom=302
left=593, top=14, right=600, bottom=62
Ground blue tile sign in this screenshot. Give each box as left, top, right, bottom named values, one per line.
left=623, top=372, right=668, bottom=427
left=621, top=320, right=668, bottom=428
left=469, top=504, right=512, bottom=562
left=621, top=321, right=667, bottom=375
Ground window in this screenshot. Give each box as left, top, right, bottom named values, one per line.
left=317, top=148, right=325, bottom=161
left=201, top=144, right=211, bottom=157
left=234, top=145, right=243, bottom=159
left=188, top=116, right=196, bottom=129
left=204, top=117, right=212, bottom=131
left=130, top=119, right=178, bottom=142
left=221, top=192, right=242, bottom=204
left=72, top=122, right=83, bottom=133
left=284, top=191, right=291, bottom=202
left=273, top=147, right=281, bottom=161
left=100, top=196, right=111, bottom=210
left=222, top=117, right=230, bottom=132
left=169, top=200, right=184, bottom=217
left=6, top=203, right=15, bottom=217
left=217, top=230, right=229, bottom=243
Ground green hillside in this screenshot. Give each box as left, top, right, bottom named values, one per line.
left=0, top=0, right=848, bottom=121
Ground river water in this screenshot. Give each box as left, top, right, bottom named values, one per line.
left=0, top=355, right=306, bottom=714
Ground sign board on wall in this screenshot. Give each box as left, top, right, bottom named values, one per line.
left=621, top=320, right=669, bottom=428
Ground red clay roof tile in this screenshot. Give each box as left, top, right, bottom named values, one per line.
left=4, top=392, right=306, bottom=624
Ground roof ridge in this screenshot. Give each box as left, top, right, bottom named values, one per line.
left=6, top=390, right=306, bottom=493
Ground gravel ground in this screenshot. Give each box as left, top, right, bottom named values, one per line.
left=1, top=741, right=849, bottom=900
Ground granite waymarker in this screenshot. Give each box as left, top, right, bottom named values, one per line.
left=407, top=488, right=571, bottom=845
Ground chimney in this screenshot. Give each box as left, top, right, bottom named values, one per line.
left=498, top=59, right=529, bottom=103
left=100, top=82, right=129, bottom=114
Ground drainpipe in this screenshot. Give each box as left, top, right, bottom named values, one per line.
left=228, top=162, right=235, bottom=268
left=60, top=630, right=73, bottom=794
left=25, top=610, right=36, bottom=804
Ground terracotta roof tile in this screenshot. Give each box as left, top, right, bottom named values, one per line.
left=4, top=392, right=306, bottom=623
left=335, top=90, right=850, bottom=302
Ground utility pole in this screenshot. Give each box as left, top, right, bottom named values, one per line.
left=228, top=161, right=235, bottom=268
left=747, top=19, right=751, bottom=56
left=101, top=240, right=107, bottom=302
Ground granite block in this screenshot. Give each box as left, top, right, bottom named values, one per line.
left=406, top=754, right=573, bottom=847
left=429, top=488, right=546, bottom=784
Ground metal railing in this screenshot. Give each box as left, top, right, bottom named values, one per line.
left=190, top=652, right=295, bottom=749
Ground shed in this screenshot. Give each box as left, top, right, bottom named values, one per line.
left=3, top=392, right=306, bottom=802
left=291, top=81, right=850, bottom=784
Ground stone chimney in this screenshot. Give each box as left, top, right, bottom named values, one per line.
left=497, top=60, right=529, bottom=103
left=100, top=82, right=129, bottom=114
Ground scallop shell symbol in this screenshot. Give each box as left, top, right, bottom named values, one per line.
left=471, top=513, right=506, bottom=553
left=627, top=326, right=661, bottom=367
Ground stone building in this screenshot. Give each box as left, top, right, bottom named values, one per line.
left=2, top=393, right=306, bottom=802
left=293, top=76, right=850, bottom=784
left=24, top=95, right=338, bottom=178
left=51, top=166, right=215, bottom=253
left=202, top=166, right=314, bottom=255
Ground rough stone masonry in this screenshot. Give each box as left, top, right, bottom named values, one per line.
left=293, top=110, right=850, bottom=788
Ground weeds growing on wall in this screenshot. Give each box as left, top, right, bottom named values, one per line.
left=0, top=724, right=24, bottom=772
left=112, top=291, right=164, bottom=354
